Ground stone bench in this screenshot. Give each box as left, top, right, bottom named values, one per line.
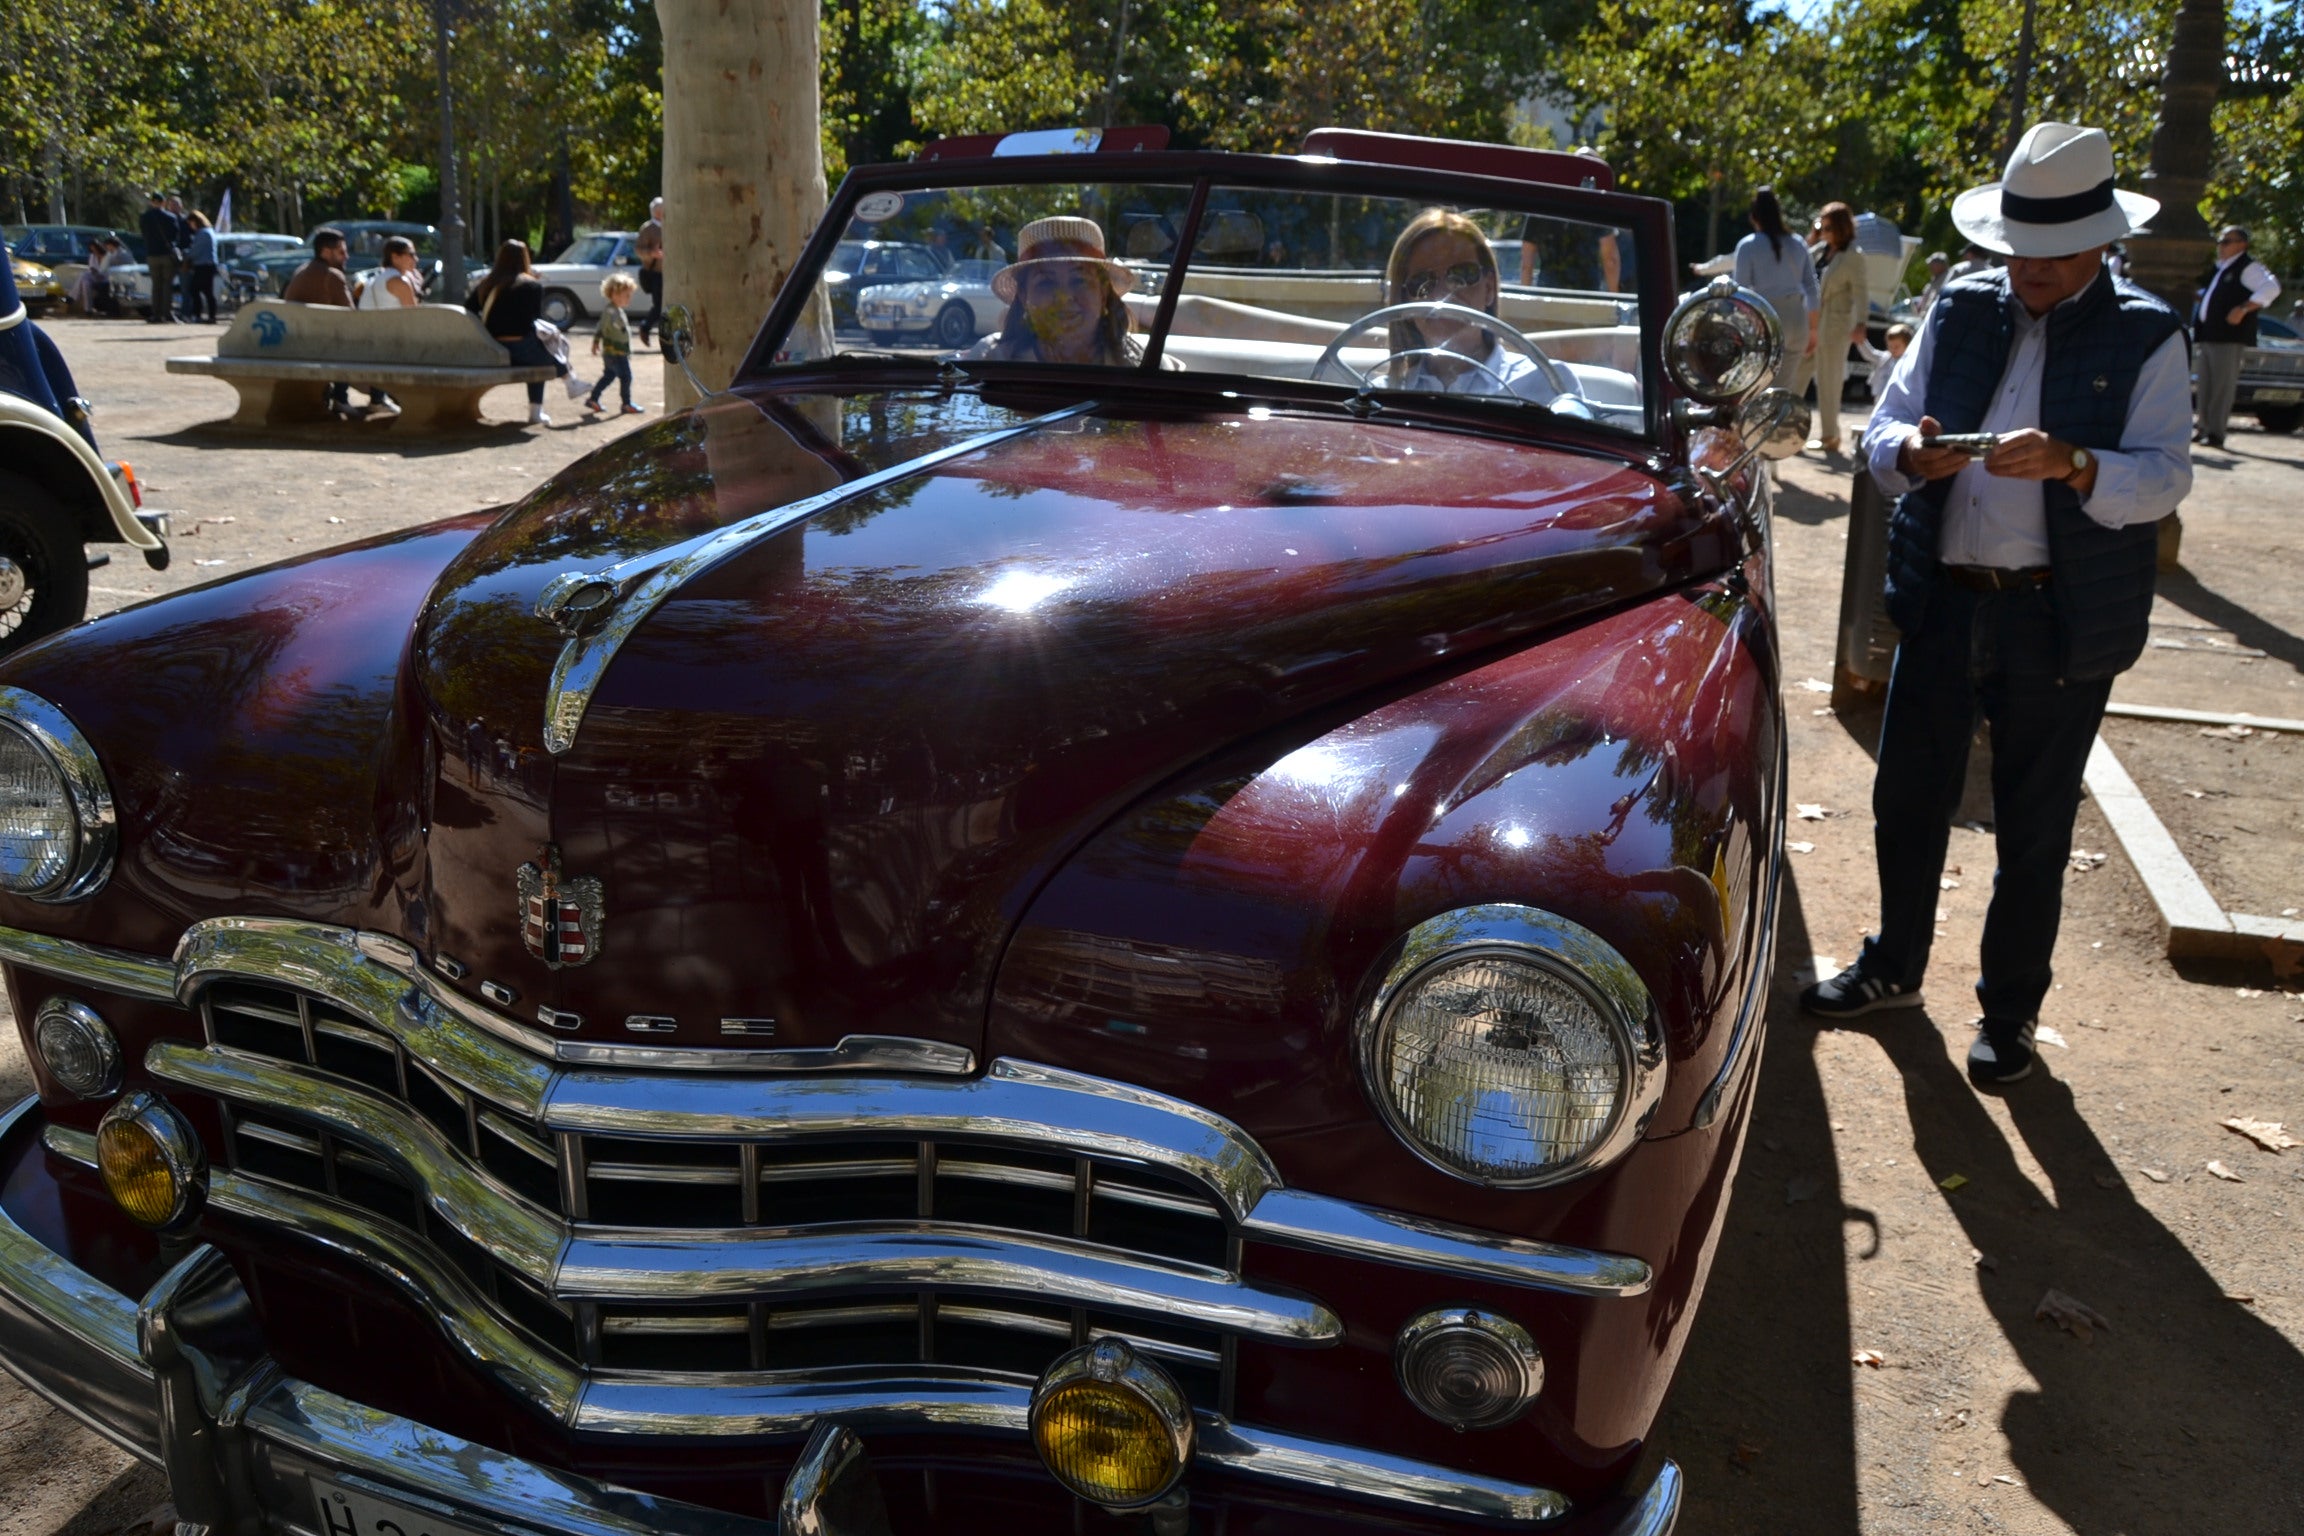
left=166, top=299, right=558, bottom=431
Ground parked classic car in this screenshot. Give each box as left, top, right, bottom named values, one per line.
left=532, top=231, right=643, bottom=328
left=822, top=237, right=948, bottom=329
left=8, top=251, right=64, bottom=317
left=0, top=127, right=1798, bottom=1535
left=857, top=256, right=1004, bottom=348
left=0, top=257, right=171, bottom=651
left=2232, top=311, right=2303, bottom=434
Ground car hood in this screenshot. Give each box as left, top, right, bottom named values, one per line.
left=408, top=387, right=1730, bottom=1059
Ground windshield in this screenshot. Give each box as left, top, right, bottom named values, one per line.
left=776, top=174, right=1646, bottom=434
left=556, top=234, right=626, bottom=267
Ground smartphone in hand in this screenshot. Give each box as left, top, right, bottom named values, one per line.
left=1919, top=432, right=2000, bottom=457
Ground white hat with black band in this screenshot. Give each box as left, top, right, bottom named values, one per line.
left=1951, top=121, right=2157, bottom=258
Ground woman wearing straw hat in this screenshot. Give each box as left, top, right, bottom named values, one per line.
left=1804, top=121, right=2193, bottom=1090
left=976, top=217, right=1143, bottom=365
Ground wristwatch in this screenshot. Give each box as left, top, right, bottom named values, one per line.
left=2065, top=446, right=2091, bottom=484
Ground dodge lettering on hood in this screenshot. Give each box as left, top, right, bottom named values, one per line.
left=0, top=128, right=1801, bottom=1535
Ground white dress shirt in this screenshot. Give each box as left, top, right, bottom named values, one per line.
left=1864, top=287, right=2193, bottom=569
left=1398, top=338, right=1594, bottom=417
left=2198, top=253, right=2282, bottom=327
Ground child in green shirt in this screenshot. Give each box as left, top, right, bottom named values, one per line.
left=585, top=273, right=643, bottom=416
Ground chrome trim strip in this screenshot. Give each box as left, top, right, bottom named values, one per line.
left=1608, top=1458, right=1683, bottom=1536
left=556, top=1224, right=1341, bottom=1344
left=0, top=683, right=120, bottom=904
left=572, top=1366, right=1033, bottom=1438
left=1241, top=1188, right=1652, bottom=1299
left=144, top=1040, right=567, bottom=1286
left=0, top=924, right=176, bottom=1001
left=542, top=1058, right=1284, bottom=1223
left=536, top=402, right=1098, bottom=755
left=548, top=1034, right=976, bottom=1076
left=1197, top=1418, right=1572, bottom=1523
left=1693, top=735, right=1786, bottom=1131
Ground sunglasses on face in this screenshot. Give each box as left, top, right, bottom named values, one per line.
left=1400, top=262, right=1488, bottom=302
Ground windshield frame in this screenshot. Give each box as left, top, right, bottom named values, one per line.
left=739, top=150, right=1678, bottom=444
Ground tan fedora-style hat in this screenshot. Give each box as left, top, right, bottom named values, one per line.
left=991, top=216, right=1136, bottom=304
left=1952, top=121, right=2157, bottom=258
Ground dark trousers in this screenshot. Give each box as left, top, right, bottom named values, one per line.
left=587, top=352, right=633, bottom=407
left=500, top=333, right=565, bottom=405
left=187, top=264, right=217, bottom=322
left=639, top=267, right=662, bottom=342
left=1861, top=575, right=2113, bottom=1023
left=146, top=255, right=178, bottom=320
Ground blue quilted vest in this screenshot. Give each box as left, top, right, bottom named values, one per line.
left=1883, top=266, right=2183, bottom=681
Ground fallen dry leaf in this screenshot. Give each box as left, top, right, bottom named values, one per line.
left=1970, top=1247, right=1997, bottom=1271
left=2221, top=1117, right=2298, bottom=1154
left=2236, top=988, right=2266, bottom=999
left=2139, top=1166, right=2170, bottom=1182
left=1935, top=906, right=1950, bottom=922
left=1796, top=803, right=1828, bottom=821
left=2227, top=1293, right=2257, bottom=1305
left=1940, top=876, right=1961, bottom=890
left=1939, top=1173, right=1969, bottom=1193
left=1788, top=840, right=1816, bottom=854
left=2035, top=1289, right=2111, bottom=1341
left=2092, top=1172, right=2122, bottom=1189
left=1852, top=1348, right=1886, bottom=1368
left=1797, top=677, right=1833, bottom=693
left=2037, top=1024, right=2069, bottom=1050
left=1811, top=706, right=1833, bottom=716
left=2069, top=849, right=2108, bottom=871
left=1993, top=1474, right=2020, bottom=1486
left=2206, top=1160, right=2243, bottom=1182
left=2198, top=723, right=2256, bottom=738
left=1729, top=1439, right=1766, bottom=1471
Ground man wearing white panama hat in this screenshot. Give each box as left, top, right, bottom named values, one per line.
left=1804, top=122, right=2193, bottom=1090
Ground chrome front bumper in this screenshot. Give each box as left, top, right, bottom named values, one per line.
left=0, top=1095, right=1683, bottom=1534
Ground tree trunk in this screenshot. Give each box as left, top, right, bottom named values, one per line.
left=2125, top=0, right=2225, bottom=311
left=656, top=0, right=829, bottom=409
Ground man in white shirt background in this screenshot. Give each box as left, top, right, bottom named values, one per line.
left=1801, top=122, right=2192, bottom=1091
left=2192, top=225, right=2283, bottom=448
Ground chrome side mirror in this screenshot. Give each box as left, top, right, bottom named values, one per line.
left=1741, top=388, right=1811, bottom=460
left=660, top=302, right=713, bottom=398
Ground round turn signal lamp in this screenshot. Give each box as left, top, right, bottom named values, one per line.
left=1029, top=1338, right=1194, bottom=1509
left=33, top=999, right=121, bottom=1100
left=95, top=1092, right=206, bottom=1231
left=1395, top=1307, right=1544, bottom=1429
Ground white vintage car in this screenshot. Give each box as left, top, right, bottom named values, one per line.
left=531, top=232, right=642, bottom=329
left=857, top=257, right=1005, bottom=349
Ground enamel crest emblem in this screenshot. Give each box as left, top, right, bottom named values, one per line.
left=516, top=846, right=603, bottom=968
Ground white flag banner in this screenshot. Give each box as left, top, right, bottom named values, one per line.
left=215, top=189, right=232, bottom=234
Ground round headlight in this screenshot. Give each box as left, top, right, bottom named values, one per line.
left=96, top=1092, right=206, bottom=1230
left=0, top=690, right=114, bottom=903
left=1395, top=1307, right=1544, bottom=1429
left=1662, top=276, right=1783, bottom=402
left=34, top=998, right=121, bottom=1099
left=1360, top=905, right=1661, bottom=1188
left=1029, top=1339, right=1194, bottom=1509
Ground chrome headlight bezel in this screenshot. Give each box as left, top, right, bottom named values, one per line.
left=1662, top=275, right=1784, bottom=403
left=1356, top=904, right=1665, bottom=1190
left=0, top=686, right=115, bottom=903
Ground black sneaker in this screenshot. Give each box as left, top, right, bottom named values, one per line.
left=1966, top=1017, right=2036, bottom=1087
left=1800, top=961, right=1922, bottom=1020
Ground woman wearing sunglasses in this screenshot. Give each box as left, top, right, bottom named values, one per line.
left=1377, top=209, right=1590, bottom=416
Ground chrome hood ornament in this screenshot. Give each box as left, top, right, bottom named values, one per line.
left=517, top=846, right=603, bottom=968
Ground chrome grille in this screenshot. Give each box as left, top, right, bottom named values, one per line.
left=192, top=979, right=1236, bottom=1409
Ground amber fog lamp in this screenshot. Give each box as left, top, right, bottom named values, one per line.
left=1029, top=1338, right=1194, bottom=1509
left=33, top=998, right=121, bottom=1099
left=1663, top=276, right=1783, bottom=403
left=96, top=1092, right=206, bottom=1231
left=1395, top=1307, right=1544, bottom=1429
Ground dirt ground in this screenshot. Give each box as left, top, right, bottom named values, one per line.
left=5, top=316, right=2302, bottom=1534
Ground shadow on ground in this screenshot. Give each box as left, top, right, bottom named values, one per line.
left=1661, top=870, right=1863, bottom=1532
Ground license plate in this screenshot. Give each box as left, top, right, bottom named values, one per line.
left=2253, top=387, right=2301, bottom=404
left=313, top=1478, right=504, bottom=1536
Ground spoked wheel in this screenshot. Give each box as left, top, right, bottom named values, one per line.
left=0, top=474, right=92, bottom=657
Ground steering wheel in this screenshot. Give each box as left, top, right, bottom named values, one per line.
left=1312, top=301, right=1579, bottom=402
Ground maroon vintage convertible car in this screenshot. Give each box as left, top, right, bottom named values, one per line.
left=0, top=129, right=1800, bottom=1534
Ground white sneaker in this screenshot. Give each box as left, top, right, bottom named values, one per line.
left=527, top=404, right=551, bottom=426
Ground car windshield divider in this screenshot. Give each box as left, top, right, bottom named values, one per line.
left=1136, top=177, right=1212, bottom=375
left=736, top=150, right=1677, bottom=441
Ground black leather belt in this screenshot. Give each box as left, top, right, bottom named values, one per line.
left=1942, top=564, right=2050, bottom=592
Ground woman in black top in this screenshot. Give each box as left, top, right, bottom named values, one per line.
left=467, top=239, right=567, bottom=424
